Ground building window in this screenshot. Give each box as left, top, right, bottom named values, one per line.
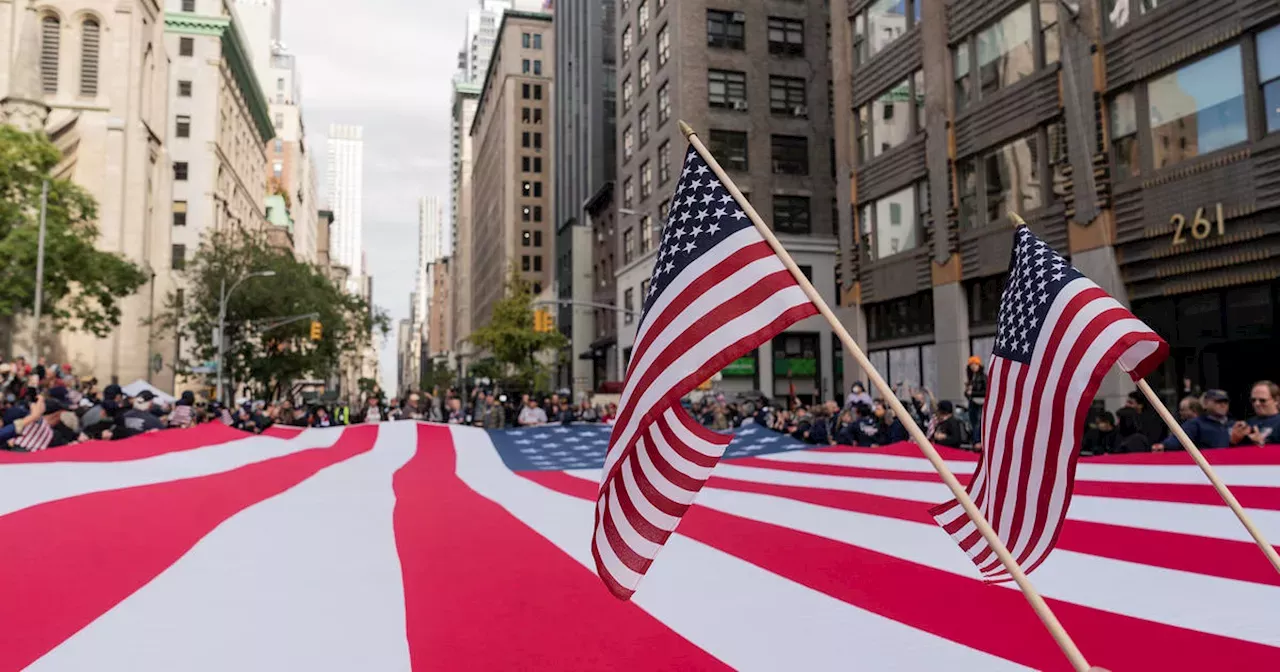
left=181, top=0, right=195, bottom=10
left=522, top=255, right=531, bottom=272
left=522, top=59, right=531, bottom=74
left=856, top=105, right=870, bottom=163
left=985, top=132, right=1040, bottom=222
left=657, top=24, right=670, bottom=67
left=852, top=0, right=917, bottom=65
left=40, top=15, right=59, bottom=93
left=1148, top=45, right=1246, bottom=169
left=523, top=207, right=532, bottom=222
left=522, top=107, right=531, bottom=123
left=640, top=160, right=653, bottom=199
left=534, top=230, right=543, bottom=246
left=707, top=10, right=745, bottom=50
left=179, top=36, right=194, bottom=57
left=172, top=244, right=186, bottom=270
left=1040, top=0, right=1060, bottom=66
left=178, top=80, right=192, bottom=97
left=522, top=83, right=531, bottom=99
left=708, top=69, right=747, bottom=109
left=769, top=75, right=807, bottom=116
left=172, top=201, right=188, bottom=227
left=534, top=132, right=542, bottom=148
left=953, top=3, right=1060, bottom=111
left=771, top=135, right=809, bottom=175
left=860, top=185, right=919, bottom=260
left=534, top=156, right=542, bottom=172
left=533, top=282, right=542, bottom=294
left=522, top=32, right=531, bottom=48
left=957, top=125, right=1061, bottom=228
left=622, top=24, right=632, bottom=61
left=534, top=84, right=542, bottom=100
left=523, top=230, right=532, bottom=247
left=274, top=138, right=283, bottom=152
left=624, top=288, right=635, bottom=324
left=957, top=159, right=978, bottom=228
left=522, top=131, right=531, bottom=147
left=773, top=196, right=811, bottom=234
left=523, top=156, right=532, bottom=172
left=659, top=199, right=670, bottom=224
left=173, top=161, right=188, bottom=181
left=640, top=215, right=653, bottom=252
left=710, top=130, right=749, bottom=171
left=874, top=77, right=910, bottom=155
left=638, top=105, right=650, bottom=145
left=523, top=181, right=533, bottom=196
left=623, top=125, right=634, bottom=161
left=534, top=255, right=543, bottom=272
left=638, top=0, right=649, bottom=35
left=658, top=140, right=671, bottom=183
left=273, top=160, right=283, bottom=178
left=79, top=19, right=100, bottom=96
left=656, top=80, right=671, bottom=125
left=623, top=177, right=634, bottom=208
left=534, top=60, right=542, bottom=76
left=1110, top=90, right=1140, bottom=181
left=767, top=17, right=804, bottom=56
left=953, top=42, right=971, bottom=111
left=534, top=33, right=542, bottom=49
left=274, top=112, right=283, bottom=129
left=1262, top=26, right=1280, bottom=134
left=534, top=206, right=543, bottom=221
left=534, top=182, right=543, bottom=197
left=176, top=115, right=191, bottom=138
left=622, top=74, right=633, bottom=112
left=533, top=108, right=542, bottom=124
left=624, top=228, right=636, bottom=263
left=639, top=53, right=651, bottom=91
left=1104, top=0, right=1162, bottom=34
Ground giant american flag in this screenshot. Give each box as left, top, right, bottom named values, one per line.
left=931, top=226, right=1170, bottom=582
left=593, top=143, right=819, bottom=599
left=2, top=421, right=1279, bottom=670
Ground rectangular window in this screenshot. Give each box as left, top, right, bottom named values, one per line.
left=659, top=199, right=670, bottom=223
left=181, top=0, right=195, bottom=11
left=853, top=13, right=868, bottom=65
left=534, top=182, right=543, bottom=197
left=624, top=288, right=635, bottom=324
left=874, top=185, right=918, bottom=259
left=771, top=135, right=809, bottom=175
left=533, top=108, right=542, bottom=124
left=638, top=0, right=650, bottom=35
left=658, top=140, right=671, bottom=183
left=640, top=215, right=653, bottom=252
left=873, top=78, right=911, bottom=156
left=272, top=161, right=282, bottom=178
left=657, top=24, right=670, bottom=67
left=534, top=206, right=543, bottom=221
left=769, top=75, right=807, bottom=116
left=622, top=75, right=633, bottom=112
left=522, top=230, right=532, bottom=247
left=983, top=132, right=1041, bottom=223
left=534, top=156, right=542, bottom=172
left=273, top=112, right=283, bottom=129
left=623, top=125, right=634, bottom=161
left=622, top=24, right=633, bottom=61
left=640, top=160, right=653, bottom=198
left=953, top=42, right=971, bottom=111
left=534, top=84, right=543, bottom=100
left=957, top=158, right=978, bottom=228
left=172, top=201, right=187, bottom=227
left=767, top=17, right=804, bottom=56
left=856, top=104, right=870, bottom=163
left=533, top=132, right=542, bottom=148
left=178, top=80, right=192, bottom=97
left=522, top=131, right=531, bottom=147
left=1110, top=90, right=1139, bottom=180
left=523, top=181, right=533, bottom=196
left=173, top=161, right=188, bottom=181
left=171, top=244, right=186, bottom=270
left=1148, top=45, right=1246, bottom=169
left=522, top=83, right=531, bottom=99
left=1262, top=26, right=1280, bottom=134
left=655, top=81, right=671, bottom=126
left=707, top=10, right=745, bottom=50
left=773, top=196, right=812, bottom=233
left=176, top=114, right=191, bottom=138
left=638, top=105, right=650, bottom=145
left=534, top=34, right=543, bottom=49
left=522, top=59, right=531, bottom=74
left=522, top=255, right=531, bottom=272
left=179, top=37, right=194, bottom=57
left=639, top=53, right=651, bottom=91
left=534, top=255, right=543, bottom=272
left=274, top=138, right=282, bottom=152
left=534, top=230, right=543, bottom=247
left=624, top=227, right=636, bottom=263
left=522, top=156, right=531, bottom=172
left=534, top=60, right=542, bottom=76
left=623, top=177, right=634, bottom=208
left=522, top=206, right=532, bottom=222
left=1040, top=0, right=1060, bottom=66
left=710, top=130, right=749, bottom=171
left=976, top=3, right=1034, bottom=99
left=522, top=32, right=531, bottom=48
left=708, top=69, right=747, bottom=109
left=861, top=0, right=913, bottom=61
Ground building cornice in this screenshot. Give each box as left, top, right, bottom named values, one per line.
left=164, top=12, right=275, bottom=143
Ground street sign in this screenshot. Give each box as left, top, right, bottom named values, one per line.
left=191, top=361, right=217, bottom=374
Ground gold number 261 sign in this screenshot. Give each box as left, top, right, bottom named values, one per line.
left=1171, top=203, right=1225, bottom=246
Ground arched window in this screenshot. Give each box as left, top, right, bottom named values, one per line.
left=80, top=18, right=100, bottom=96
left=40, top=15, right=60, bottom=94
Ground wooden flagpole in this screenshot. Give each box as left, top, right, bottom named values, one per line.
left=680, top=121, right=1093, bottom=672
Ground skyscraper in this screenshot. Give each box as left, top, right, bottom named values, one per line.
left=326, top=124, right=365, bottom=281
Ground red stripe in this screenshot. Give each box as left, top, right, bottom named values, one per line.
left=0, top=425, right=377, bottom=671
left=0, top=424, right=248, bottom=464
left=977, top=355, right=1030, bottom=570
left=1088, top=444, right=1280, bottom=465
left=529, top=471, right=1280, bottom=671
left=262, top=425, right=306, bottom=438
left=393, top=424, right=728, bottom=670
left=818, top=443, right=980, bottom=461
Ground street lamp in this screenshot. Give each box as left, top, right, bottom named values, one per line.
left=216, top=270, right=276, bottom=402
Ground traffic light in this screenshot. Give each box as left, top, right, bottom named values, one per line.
left=533, top=308, right=552, bottom=333
left=309, top=320, right=323, bottom=341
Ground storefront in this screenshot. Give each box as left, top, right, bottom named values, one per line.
left=864, top=291, right=937, bottom=398
left=772, top=333, right=822, bottom=404
left=717, top=349, right=761, bottom=397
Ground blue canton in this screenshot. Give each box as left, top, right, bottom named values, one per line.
left=992, top=228, right=1084, bottom=364
left=489, top=423, right=813, bottom=472
left=642, top=147, right=755, bottom=320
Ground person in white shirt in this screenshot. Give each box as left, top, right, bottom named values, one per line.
left=518, top=399, right=548, bottom=426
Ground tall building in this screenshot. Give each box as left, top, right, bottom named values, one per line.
left=413, top=196, right=446, bottom=379
left=614, top=0, right=839, bottom=402
left=554, top=0, right=616, bottom=398
left=450, top=82, right=481, bottom=359
left=469, top=10, right=554, bottom=327
left=326, top=124, right=364, bottom=282
left=456, top=0, right=547, bottom=86
left=264, top=46, right=320, bottom=262
left=830, top=0, right=1280, bottom=412
left=0, top=0, right=173, bottom=388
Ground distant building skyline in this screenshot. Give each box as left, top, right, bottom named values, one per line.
left=326, top=123, right=365, bottom=282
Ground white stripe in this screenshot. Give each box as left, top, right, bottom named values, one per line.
left=607, top=477, right=661, bottom=558
left=451, top=426, right=1028, bottom=671
left=620, top=453, right=680, bottom=530
left=0, top=428, right=342, bottom=517
left=685, top=486, right=1280, bottom=648
left=593, top=509, right=645, bottom=589
left=662, top=406, right=722, bottom=460
left=635, top=433, right=699, bottom=507
left=649, top=413, right=715, bottom=481
left=29, top=423, right=415, bottom=671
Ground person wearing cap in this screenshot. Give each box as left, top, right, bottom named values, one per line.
left=113, top=390, right=164, bottom=440
left=930, top=399, right=965, bottom=449
left=1232, top=380, right=1280, bottom=447
left=1156, top=389, right=1234, bottom=452
left=964, top=355, right=988, bottom=449
left=39, top=397, right=87, bottom=448
left=81, top=383, right=124, bottom=440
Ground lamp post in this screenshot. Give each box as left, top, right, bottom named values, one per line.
left=216, top=270, right=276, bottom=402
left=32, top=180, right=48, bottom=361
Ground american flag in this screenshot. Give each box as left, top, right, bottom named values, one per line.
left=14, top=417, right=54, bottom=452
left=169, top=405, right=193, bottom=428
left=592, top=144, right=819, bottom=599
left=2, top=422, right=1277, bottom=670
left=931, top=226, right=1169, bottom=581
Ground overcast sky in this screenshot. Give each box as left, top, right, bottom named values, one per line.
left=281, top=0, right=470, bottom=396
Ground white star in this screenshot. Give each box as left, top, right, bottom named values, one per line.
left=683, top=240, right=697, bottom=253
left=758, top=436, right=778, bottom=443
left=674, top=227, right=688, bottom=238
left=712, top=207, right=727, bottom=219
left=731, top=210, right=746, bottom=220
left=533, top=433, right=550, bottom=439
left=707, top=222, right=721, bottom=235
left=690, top=179, right=704, bottom=191
left=700, top=192, right=715, bottom=205
left=682, top=195, right=696, bottom=208
left=1038, top=292, right=1048, bottom=305
left=514, top=439, right=532, bottom=445
left=694, top=164, right=708, bottom=175
left=690, top=225, right=704, bottom=236
left=1051, top=271, right=1065, bottom=282
left=678, top=210, right=692, bottom=223
left=695, top=209, right=710, bottom=221
left=564, top=436, right=580, bottom=442
left=719, top=193, right=733, bottom=204
left=663, top=261, right=675, bottom=274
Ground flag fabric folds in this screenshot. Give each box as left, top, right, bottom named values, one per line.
left=3, top=423, right=1279, bottom=671
left=592, top=145, right=818, bottom=599
left=14, top=418, right=54, bottom=451
left=930, top=226, right=1169, bottom=582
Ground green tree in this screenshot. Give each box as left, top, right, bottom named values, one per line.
left=0, top=125, right=148, bottom=338
left=467, top=269, right=567, bottom=392
left=152, top=227, right=390, bottom=400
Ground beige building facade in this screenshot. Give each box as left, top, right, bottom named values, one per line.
left=470, top=10, right=554, bottom=327
left=450, top=81, right=479, bottom=361
left=1, top=0, right=175, bottom=387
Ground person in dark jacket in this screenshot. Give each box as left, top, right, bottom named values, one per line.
left=1232, top=380, right=1280, bottom=446
left=930, top=400, right=964, bottom=448
left=1157, top=389, right=1233, bottom=451
left=1126, top=391, right=1168, bottom=444
left=854, top=405, right=880, bottom=447
left=1081, top=411, right=1118, bottom=456
left=964, top=356, right=988, bottom=449
left=1112, top=407, right=1151, bottom=454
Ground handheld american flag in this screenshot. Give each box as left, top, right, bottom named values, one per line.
left=15, top=417, right=54, bottom=452
left=931, top=226, right=1169, bottom=582
left=592, top=143, right=819, bottom=599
